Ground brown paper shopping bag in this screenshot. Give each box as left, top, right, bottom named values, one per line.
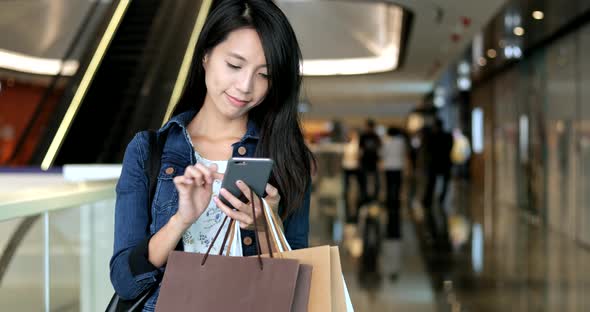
left=292, top=263, right=313, bottom=312
left=156, top=251, right=301, bottom=311
left=156, top=192, right=303, bottom=312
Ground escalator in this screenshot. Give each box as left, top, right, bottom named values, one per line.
left=52, top=0, right=165, bottom=165
left=8, top=0, right=206, bottom=167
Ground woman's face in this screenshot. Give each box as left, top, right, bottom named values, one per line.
left=203, top=27, right=269, bottom=119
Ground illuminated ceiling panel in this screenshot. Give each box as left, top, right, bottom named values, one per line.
left=277, top=0, right=405, bottom=76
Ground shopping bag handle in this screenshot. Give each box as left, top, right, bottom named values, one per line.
left=223, top=196, right=284, bottom=257
left=201, top=189, right=275, bottom=269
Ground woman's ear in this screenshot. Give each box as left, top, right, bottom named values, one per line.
left=202, top=54, right=209, bottom=69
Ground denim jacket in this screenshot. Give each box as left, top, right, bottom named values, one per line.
left=109, top=110, right=310, bottom=308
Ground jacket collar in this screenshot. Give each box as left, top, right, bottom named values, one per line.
left=160, top=109, right=260, bottom=142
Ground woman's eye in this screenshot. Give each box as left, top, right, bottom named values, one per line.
left=227, top=62, right=240, bottom=69
left=259, top=73, right=269, bottom=79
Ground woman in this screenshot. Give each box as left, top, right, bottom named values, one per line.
left=109, top=0, right=315, bottom=310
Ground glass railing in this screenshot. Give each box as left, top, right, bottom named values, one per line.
left=0, top=169, right=118, bottom=312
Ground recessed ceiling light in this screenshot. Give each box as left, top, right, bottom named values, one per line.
left=532, top=11, right=544, bottom=20
left=487, top=49, right=497, bottom=58
left=514, top=27, right=525, bottom=36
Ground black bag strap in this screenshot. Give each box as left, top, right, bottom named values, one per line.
left=107, top=130, right=169, bottom=312
left=146, top=130, right=168, bottom=225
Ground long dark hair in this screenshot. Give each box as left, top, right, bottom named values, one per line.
left=171, top=0, right=315, bottom=218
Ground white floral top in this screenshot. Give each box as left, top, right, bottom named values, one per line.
left=181, top=151, right=229, bottom=255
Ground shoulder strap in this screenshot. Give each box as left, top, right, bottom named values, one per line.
left=146, top=130, right=168, bottom=225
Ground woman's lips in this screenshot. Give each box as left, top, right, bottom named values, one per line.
left=225, top=93, right=249, bottom=107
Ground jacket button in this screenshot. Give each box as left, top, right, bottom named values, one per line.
left=238, top=146, right=247, bottom=156
left=165, top=167, right=175, bottom=175
left=243, top=236, right=253, bottom=246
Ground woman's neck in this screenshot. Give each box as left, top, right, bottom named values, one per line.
left=188, top=101, right=247, bottom=140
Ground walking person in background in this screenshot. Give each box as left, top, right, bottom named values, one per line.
left=342, top=128, right=361, bottom=223
left=358, top=119, right=382, bottom=204
left=422, top=118, right=453, bottom=249
left=381, top=126, right=406, bottom=279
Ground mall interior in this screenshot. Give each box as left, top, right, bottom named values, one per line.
left=1, top=0, right=590, bottom=311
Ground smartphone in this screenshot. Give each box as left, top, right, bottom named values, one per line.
left=219, top=157, right=274, bottom=210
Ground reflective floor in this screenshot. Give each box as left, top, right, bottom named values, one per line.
left=419, top=206, right=590, bottom=312
left=310, top=173, right=590, bottom=312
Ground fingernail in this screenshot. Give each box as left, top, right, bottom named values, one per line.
left=237, top=180, right=243, bottom=184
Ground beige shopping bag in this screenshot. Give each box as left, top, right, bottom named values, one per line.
left=261, top=198, right=355, bottom=311
left=330, top=246, right=347, bottom=311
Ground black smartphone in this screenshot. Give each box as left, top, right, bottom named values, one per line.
left=219, top=157, right=274, bottom=210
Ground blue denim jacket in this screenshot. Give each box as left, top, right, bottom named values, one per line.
left=109, top=110, right=310, bottom=309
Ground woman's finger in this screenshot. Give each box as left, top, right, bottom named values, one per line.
left=173, top=176, right=193, bottom=195
left=265, top=183, right=279, bottom=199
left=233, top=183, right=264, bottom=224
left=264, top=184, right=280, bottom=207
left=184, top=166, right=205, bottom=185
left=219, top=188, right=249, bottom=212
left=214, top=196, right=253, bottom=226
left=194, top=163, right=214, bottom=184
left=235, top=180, right=256, bottom=204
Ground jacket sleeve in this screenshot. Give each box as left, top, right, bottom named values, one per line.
left=282, top=185, right=311, bottom=250
left=109, top=132, right=161, bottom=300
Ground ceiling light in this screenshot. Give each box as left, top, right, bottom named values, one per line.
left=514, top=27, right=525, bottom=36
left=487, top=49, right=497, bottom=58
left=299, top=5, right=403, bottom=76
left=0, top=49, right=78, bottom=76
left=457, top=77, right=471, bottom=91
left=532, top=11, right=544, bottom=20
left=478, top=57, right=487, bottom=66
left=513, top=46, right=522, bottom=58
left=302, top=45, right=399, bottom=76
left=504, top=46, right=514, bottom=58
left=457, top=61, right=470, bottom=75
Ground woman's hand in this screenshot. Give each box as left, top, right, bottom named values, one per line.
left=263, top=183, right=281, bottom=215
left=214, top=181, right=281, bottom=230
left=173, top=163, right=223, bottom=228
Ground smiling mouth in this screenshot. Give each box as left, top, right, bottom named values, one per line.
left=225, top=93, right=249, bottom=106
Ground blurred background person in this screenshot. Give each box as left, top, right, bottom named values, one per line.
left=342, top=127, right=361, bottom=223
left=358, top=119, right=382, bottom=205
left=381, top=126, right=406, bottom=279
left=422, top=118, right=453, bottom=248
